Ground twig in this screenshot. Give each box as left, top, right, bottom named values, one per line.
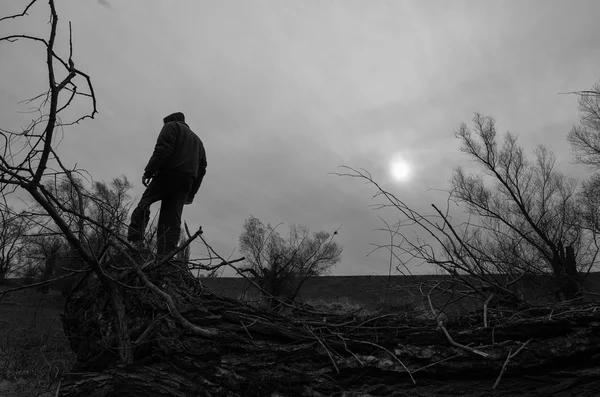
left=484, top=292, right=495, bottom=328
left=351, top=339, right=416, bottom=385
left=141, top=226, right=204, bottom=271
left=54, top=379, right=61, bottom=397
left=493, top=348, right=513, bottom=390
left=116, top=241, right=219, bottom=339
left=0, top=269, right=87, bottom=300
left=336, top=333, right=363, bottom=366
left=241, top=319, right=259, bottom=340
left=559, top=90, right=600, bottom=97
left=427, top=293, right=489, bottom=358
left=581, top=291, right=600, bottom=297
left=199, top=233, right=297, bottom=312
left=412, top=353, right=463, bottom=374
left=0, top=0, right=37, bottom=23
left=552, top=305, right=600, bottom=318
left=492, top=339, right=531, bottom=390
left=305, top=325, right=339, bottom=374
left=351, top=313, right=401, bottom=329
left=133, top=315, right=167, bottom=346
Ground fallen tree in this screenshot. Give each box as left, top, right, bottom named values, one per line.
left=58, top=256, right=600, bottom=396
left=55, top=227, right=600, bottom=396
left=3, top=3, right=600, bottom=396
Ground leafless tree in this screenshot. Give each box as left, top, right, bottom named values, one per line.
left=578, top=174, right=600, bottom=234
left=17, top=175, right=134, bottom=286
left=238, top=216, right=342, bottom=307
left=0, top=0, right=230, bottom=364
left=567, top=82, right=600, bottom=169
left=337, top=114, right=598, bottom=306
left=567, top=83, right=600, bottom=247
left=451, top=113, right=592, bottom=300
left=23, top=235, right=63, bottom=293
left=0, top=205, right=28, bottom=284
left=336, top=165, right=532, bottom=315
left=82, top=176, right=133, bottom=255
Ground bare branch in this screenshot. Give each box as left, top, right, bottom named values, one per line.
left=0, top=0, right=38, bottom=23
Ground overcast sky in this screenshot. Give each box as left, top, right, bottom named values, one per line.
left=1, top=0, right=599, bottom=276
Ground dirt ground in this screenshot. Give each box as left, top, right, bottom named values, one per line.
left=0, top=379, right=60, bottom=397
left=340, top=370, right=600, bottom=397
left=1, top=373, right=598, bottom=397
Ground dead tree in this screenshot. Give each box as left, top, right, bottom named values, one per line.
left=452, top=114, right=593, bottom=300
left=238, top=215, right=342, bottom=307
left=567, top=82, right=600, bottom=168
left=0, top=204, right=28, bottom=284
left=335, top=165, right=541, bottom=311
left=4, top=4, right=600, bottom=396
left=335, top=117, right=599, bottom=305
left=0, top=0, right=227, bottom=365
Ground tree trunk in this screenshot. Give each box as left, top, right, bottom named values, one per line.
left=0, top=265, right=6, bottom=286
left=108, top=281, right=133, bottom=363
left=58, top=260, right=600, bottom=396
left=40, top=255, right=56, bottom=294
left=551, top=243, right=580, bottom=301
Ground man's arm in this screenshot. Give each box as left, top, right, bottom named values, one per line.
left=187, top=144, right=207, bottom=203
left=143, top=123, right=178, bottom=179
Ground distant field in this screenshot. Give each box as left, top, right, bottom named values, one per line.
left=203, top=272, right=600, bottom=309
left=0, top=287, right=73, bottom=396
left=4, top=272, right=600, bottom=309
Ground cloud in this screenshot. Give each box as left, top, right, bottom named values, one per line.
left=97, top=0, right=112, bottom=9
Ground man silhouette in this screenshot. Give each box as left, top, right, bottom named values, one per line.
left=127, top=112, right=207, bottom=256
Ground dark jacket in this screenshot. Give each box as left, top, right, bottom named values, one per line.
left=144, top=121, right=207, bottom=199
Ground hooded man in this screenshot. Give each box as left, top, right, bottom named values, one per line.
left=127, top=112, right=207, bottom=256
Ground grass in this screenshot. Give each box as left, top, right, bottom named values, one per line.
left=236, top=292, right=378, bottom=316
left=304, top=296, right=375, bottom=315
left=0, top=287, right=75, bottom=396
left=236, top=291, right=424, bottom=317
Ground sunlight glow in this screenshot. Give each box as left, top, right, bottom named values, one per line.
left=389, top=155, right=412, bottom=183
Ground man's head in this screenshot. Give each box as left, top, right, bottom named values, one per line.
left=163, top=112, right=185, bottom=124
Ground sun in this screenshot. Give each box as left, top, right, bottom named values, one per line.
left=389, top=156, right=412, bottom=183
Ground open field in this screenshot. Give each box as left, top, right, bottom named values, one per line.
left=204, top=272, right=600, bottom=309
left=0, top=285, right=74, bottom=396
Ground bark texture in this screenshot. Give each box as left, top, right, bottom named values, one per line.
left=59, top=263, right=600, bottom=396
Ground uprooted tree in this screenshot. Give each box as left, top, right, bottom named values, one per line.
left=238, top=215, right=342, bottom=307
left=0, top=0, right=231, bottom=365
left=2, top=2, right=600, bottom=396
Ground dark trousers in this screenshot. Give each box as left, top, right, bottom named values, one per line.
left=127, top=175, right=193, bottom=256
